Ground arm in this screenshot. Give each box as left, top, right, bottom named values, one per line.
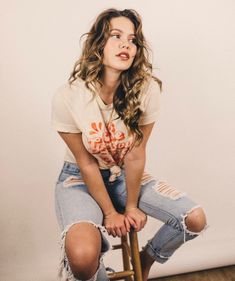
left=58, top=132, right=115, bottom=215
left=52, top=87, right=129, bottom=236
left=57, top=132, right=129, bottom=237
left=123, top=122, right=155, bottom=230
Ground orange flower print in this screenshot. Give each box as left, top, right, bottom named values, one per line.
left=117, top=142, right=126, bottom=149
left=115, top=131, right=125, bottom=141
left=86, top=121, right=134, bottom=166
left=89, top=122, right=103, bottom=135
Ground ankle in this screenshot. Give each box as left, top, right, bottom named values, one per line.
left=141, top=249, right=154, bottom=265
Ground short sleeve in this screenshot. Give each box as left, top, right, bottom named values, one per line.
left=138, top=79, right=162, bottom=126
left=51, top=85, right=81, bottom=133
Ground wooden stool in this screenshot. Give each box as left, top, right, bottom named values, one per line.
left=107, top=229, right=143, bottom=281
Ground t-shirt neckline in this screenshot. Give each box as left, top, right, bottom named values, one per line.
left=95, top=93, right=113, bottom=110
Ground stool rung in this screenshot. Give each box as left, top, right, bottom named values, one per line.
left=108, top=269, right=134, bottom=280
left=112, top=244, right=122, bottom=250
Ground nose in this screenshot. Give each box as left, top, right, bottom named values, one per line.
left=119, top=40, right=130, bottom=49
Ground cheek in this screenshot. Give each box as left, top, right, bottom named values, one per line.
left=103, top=44, right=108, bottom=57
left=131, top=47, right=137, bottom=58
left=103, top=43, right=114, bottom=61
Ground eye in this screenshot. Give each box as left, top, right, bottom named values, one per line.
left=129, top=38, right=137, bottom=44
left=110, top=34, right=120, bottom=39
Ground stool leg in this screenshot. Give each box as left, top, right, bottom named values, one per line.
left=121, top=235, right=133, bottom=281
left=129, top=230, right=143, bottom=281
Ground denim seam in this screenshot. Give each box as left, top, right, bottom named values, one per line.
left=55, top=186, right=66, bottom=230
left=149, top=227, right=182, bottom=252
left=145, top=228, right=184, bottom=264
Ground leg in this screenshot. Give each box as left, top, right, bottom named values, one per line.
left=138, top=179, right=207, bottom=277
left=139, top=205, right=207, bottom=281
left=55, top=162, right=110, bottom=281
left=65, top=222, right=102, bottom=280
left=184, top=207, right=207, bottom=232
left=106, top=174, right=207, bottom=280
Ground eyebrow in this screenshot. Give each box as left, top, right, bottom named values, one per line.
left=110, top=28, right=136, bottom=36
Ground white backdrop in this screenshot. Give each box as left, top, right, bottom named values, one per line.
left=1, top=1, right=235, bottom=280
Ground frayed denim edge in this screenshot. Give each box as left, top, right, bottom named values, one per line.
left=57, top=220, right=111, bottom=281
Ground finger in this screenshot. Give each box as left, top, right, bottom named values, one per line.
left=142, top=215, right=147, bottom=228
left=140, top=217, right=145, bottom=229
left=126, top=215, right=137, bottom=229
left=135, top=220, right=141, bottom=232
left=111, top=229, right=117, bottom=237
left=124, top=217, right=131, bottom=232
left=105, top=225, right=111, bottom=235
left=115, top=227, right=122, bottom=237
left=140, top=220, right=145, bottom=230
left=120, top=225, right=127, bottom=236
left=143, top=216, right=147, bottom=228
left=131, top=216, right=141, bottom=231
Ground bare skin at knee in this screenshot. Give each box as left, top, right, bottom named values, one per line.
left=185, top=207, right=207, bottom=232
left=65, top=222, right=102, bottom=280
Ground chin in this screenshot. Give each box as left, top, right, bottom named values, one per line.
left=114, top=64, right=132, bottom=71
left=104, top=62, right=132, bottom=72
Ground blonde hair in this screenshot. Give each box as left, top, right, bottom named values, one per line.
left=69, top=8, right=162, bottom=146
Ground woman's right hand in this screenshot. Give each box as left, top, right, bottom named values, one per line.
left=104, top=211, right=130, bottom=237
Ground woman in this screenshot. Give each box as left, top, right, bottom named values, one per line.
left=51, top=8, right=207, bottom=281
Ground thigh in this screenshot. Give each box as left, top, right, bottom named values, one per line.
left=108, top=171, right=199, bottom=224
left=138, top=177, right=200, bottom=224
left=106, top=171, right=127, bottom=213
left=55, top=162, right=104, bottom=231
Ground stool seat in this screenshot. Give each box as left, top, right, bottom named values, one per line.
left=107, top=229, right=143, bottom=281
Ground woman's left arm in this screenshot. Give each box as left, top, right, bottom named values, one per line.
left=123, top=122, right=155, bottom=231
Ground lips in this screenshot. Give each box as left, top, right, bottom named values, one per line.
left=116, top=52, right=130, bottom=59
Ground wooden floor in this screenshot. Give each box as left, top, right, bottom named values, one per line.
left=149, top=265, right=235, bottom=281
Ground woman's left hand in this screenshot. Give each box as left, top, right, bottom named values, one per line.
left=124, top=207, right=147, bottom=232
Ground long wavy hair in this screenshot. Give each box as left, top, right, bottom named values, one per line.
left=69, top=8, right=162, bottom=146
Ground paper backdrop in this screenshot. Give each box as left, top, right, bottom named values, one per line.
left=1, top=0, right=234, bottom=280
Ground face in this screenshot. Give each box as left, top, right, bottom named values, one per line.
left=102, top=16, right=137, bottom=73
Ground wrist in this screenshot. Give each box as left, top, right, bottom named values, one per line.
left=125, top=205, right=138, bottom=211
left=104, top=209, right=117, bottom=217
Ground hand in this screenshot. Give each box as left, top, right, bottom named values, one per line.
left=125, top=207, right=147, bottom=232
left=104, top=211, right=131, bottom=237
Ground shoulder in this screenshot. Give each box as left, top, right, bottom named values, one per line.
left=143, top=76, right=162, bottom=96
left=53, top=78, right=93, bottom=104
left=140, top=76, right=162, bottom=107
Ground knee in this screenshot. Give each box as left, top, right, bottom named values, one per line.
left=185, top=207, right=207, bottom=233
left=67, top=244, right=100, bottom=280
left=65, top=223, right=102, bottom=280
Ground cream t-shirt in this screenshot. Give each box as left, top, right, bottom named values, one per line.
left=51, top=77, right=161, bottom=173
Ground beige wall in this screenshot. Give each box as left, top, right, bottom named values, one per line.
left=1, top=0, right=235, bottom=280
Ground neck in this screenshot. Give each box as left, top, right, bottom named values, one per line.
left=100, top=67, right=121, bottom=96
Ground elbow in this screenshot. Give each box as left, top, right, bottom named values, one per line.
left=124, top=148, right=146, bottom=162
left=75, top=157, right=98, bottom=171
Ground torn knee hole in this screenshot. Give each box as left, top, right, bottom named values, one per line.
left=58, top=221, right=110, bottom=281
left=181, top=206, right=208, bottom=239
left=153, top=181, right=185, bottom=200
left=184, top=207, right=207, bottom=233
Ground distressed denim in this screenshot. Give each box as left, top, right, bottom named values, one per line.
left=55, top=161, right=207, bottom=280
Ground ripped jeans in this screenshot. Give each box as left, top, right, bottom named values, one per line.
left=55, top=161, right=207, bottom=281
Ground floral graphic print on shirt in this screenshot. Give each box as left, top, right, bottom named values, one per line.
left=87, top=121, right=134, bottom=167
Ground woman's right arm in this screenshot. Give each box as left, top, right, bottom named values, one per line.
left=57, top=132, right=129, bottom=237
